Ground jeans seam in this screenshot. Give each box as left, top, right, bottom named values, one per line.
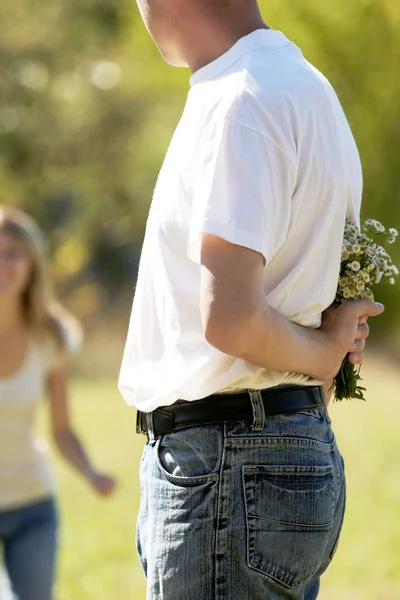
left=215, top=424, right=227, bottom=600
left=330, top=469, right=346, bottom=560
left=226, top=437, right=333, bottom=450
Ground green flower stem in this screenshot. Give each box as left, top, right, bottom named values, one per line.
left=332, top=358, right=366, bottom=401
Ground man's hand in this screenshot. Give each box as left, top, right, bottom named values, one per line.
left=319, top=299, right=384, bottom=380
left=321, top=306, right=374, bottom=405
left=348, top=315, right=369, bottom=365
left=322, top=304, right=370, bottom=365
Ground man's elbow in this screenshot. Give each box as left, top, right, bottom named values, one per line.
left=203, top=315, right=250, bottom=358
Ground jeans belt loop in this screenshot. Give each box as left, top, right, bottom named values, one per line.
left=249, top=390, right=265, bottom=431
left=146, top=412, right=156, bottom=443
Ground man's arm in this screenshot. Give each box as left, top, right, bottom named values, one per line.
left=200, top=234, right=381, bottom=382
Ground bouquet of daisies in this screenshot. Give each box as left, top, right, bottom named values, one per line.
left=332, top=217, right=398, bottom=401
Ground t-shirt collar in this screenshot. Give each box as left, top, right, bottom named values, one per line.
left=190, top=29, right=289, bottom=87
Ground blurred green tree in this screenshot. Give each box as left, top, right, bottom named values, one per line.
left=0, top=0, right=399, bottom=337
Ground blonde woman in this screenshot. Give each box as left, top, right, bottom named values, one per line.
left=0, top=207, right=115, bottom=600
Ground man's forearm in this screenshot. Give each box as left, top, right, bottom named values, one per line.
left=233, top=303, right=332, bottom=380
left=201, top=235, right=377, bottom=382
left=205, top=301, right=333, bottom=381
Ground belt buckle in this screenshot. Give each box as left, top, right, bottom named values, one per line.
left=136, top=411, right=147, bottom=435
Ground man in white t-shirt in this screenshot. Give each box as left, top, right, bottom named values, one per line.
left=119, top=1, right=383, bottom=598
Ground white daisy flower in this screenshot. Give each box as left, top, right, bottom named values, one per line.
left=342, top=250, right=350, bottom=260
left=365, top=219, right=378, bottom=231
left=350, top=261, right=361, bottom=272
left=375, top=271, right=383, bottom=284
left=389, top=228, right=398, bottom=237
left=363, top=273, right=370, bottom=283
left=356, top=281, right=365, bottom=291
left=342, top=288, right=351, bottom=299
left=352, top=244, right=362, bottom=254
left=392, top=265, right=399, bottom=275
left=389, top=278, right=395, bottom=285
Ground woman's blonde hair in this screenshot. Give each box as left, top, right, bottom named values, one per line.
left=0, top=206, right=82, bottom=351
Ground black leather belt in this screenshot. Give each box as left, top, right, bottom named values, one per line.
left=136, top=385, right=324, bottom=438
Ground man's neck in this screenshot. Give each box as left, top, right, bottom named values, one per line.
left=185, top=18, right=269, bottom=73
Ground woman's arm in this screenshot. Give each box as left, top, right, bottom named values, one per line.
left=46, top=364, right=115, bottom=497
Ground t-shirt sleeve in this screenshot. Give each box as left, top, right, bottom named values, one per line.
left=188, top=118, right=296, bottom=264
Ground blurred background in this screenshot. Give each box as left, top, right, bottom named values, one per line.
left=0, top=0, right=399, bottom=598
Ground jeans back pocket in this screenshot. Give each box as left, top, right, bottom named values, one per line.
left=242, top=464, right=335, bottom=589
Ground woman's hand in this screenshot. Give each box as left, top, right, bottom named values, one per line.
left=88, top=471, right=116, bottom=497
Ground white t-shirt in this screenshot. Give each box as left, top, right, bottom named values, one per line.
left=0, top=336, right=71, bottom=509
left=119, top=29, right=362, bottom=412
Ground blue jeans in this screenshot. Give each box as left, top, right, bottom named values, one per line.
left=137, top=394, right=346, bottom=599
left=0, top=498, right=58, bottom=600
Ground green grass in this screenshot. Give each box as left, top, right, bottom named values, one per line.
left=35, top=358, right=400, bottom=600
